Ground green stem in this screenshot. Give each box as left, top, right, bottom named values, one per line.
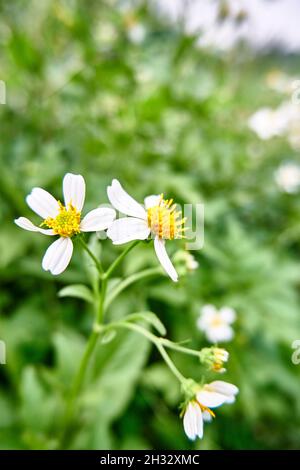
left=104, top=266, right=161, bottom=310
left=104, top=240, right=140, bottom=279
left=62, top=277, right=106, bottom=444
left=78, top=236, right=103, bottom=276
left=159, top=338, right=201, bottom=358
left=155, top=342, right=186, bottom=384
left=99, top=321, right=187, bottom=384
left=61, top=241, right=140, bottom=446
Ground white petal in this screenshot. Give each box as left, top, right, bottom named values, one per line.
left=26, top=188, right=59, bottom=219
left=154, top=237, right=178, bottom=282
left=219, top=307, right=236, bottom=324
left=63, top=173, right=86, bottom=211
left=80, top=208, right=116, bottom=232
left=197, top=305, right=218, bottom=330
left=42, top=237, right=73, bottom=275
left=206, top=325, right=234, bottom=343
left=14, top=217, right=55, bottom=235
left=183, top=402, right=203, bottom=440
left=196, top=390, right=228, bottom=409
left=201, top=304, right=218, bottom=319
left=144, top=194, right=161, bottom=209
left=208, top=381, right=239, bottom=399
left=106, top=217, right=150, bottom=244
left=202, top=411, right=213, bottom=423
left=107, top=179, right=146, bottom=219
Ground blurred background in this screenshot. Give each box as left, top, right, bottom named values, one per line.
left=1, top=0, right=300, bottom=450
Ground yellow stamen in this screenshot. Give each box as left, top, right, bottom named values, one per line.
left=196, top=401, right=216, bottom=418
left=42, top=201, right=81, bottom=237
left=147, top=195, right=186, bottom=240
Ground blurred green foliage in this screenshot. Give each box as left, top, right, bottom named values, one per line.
left=0, top=0, right=300, bottom=450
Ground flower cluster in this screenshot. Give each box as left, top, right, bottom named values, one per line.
left=15, top=174, right=185, bottom=280
left=15, top=172, right=239, bottom=444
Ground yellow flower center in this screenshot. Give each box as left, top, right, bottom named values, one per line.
left=210, top=315, right=224, bottom=327
left=42, top=202, right=81, bottom=237
left=147, top=195, right=186, bottom=240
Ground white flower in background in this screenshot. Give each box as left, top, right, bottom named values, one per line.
left=197, top=304, right=236, bottom=343
left=275, top=162, right=300, bottom=194
left=248, top=107, right=288, bottom=140
left=248, top=101, right=300, bottom=142
left=265, top=70, right=296, bottom=94
left=288, top=120, right=300, bottom=150
left=173, top=250, right=199, bottom=274
left=107, top=179, right=186, bottom=282
left=15, top=173, right=116, bottom=275
left=127, top=23, right=146, bottom=44
left=184, top=252, right=199, bottom=271
left=183, top=380, right=239, bottom=440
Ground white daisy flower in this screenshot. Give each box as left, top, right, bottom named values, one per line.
left=275, top=162, right=300, bottom=194
left=15, top=173, right=116, bottom=275
left=106, top=179, right=186, bottom=282
left=183, top=380, right=238, bottom=440
left=197, top=305, right=236, bottom=343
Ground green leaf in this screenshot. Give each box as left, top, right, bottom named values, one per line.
left=53, top=330, right=86, bottom=386
left=58, top=284, right=94, bottom=304
left=100, top=330, right=117, bottom=344
left=125, top=311, right=167, bottom=336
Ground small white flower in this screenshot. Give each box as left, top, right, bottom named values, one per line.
left=106, top=179, right=186, bottom=282
left=183, top=380, right=238, bottom=440
left=15, top=173, right=116, bottom=275
left=210, top=347, right=229, bottom=373
left=248, top=102, right=300, bottom=142
left=275, top=162, right=300, bottom=193
left=248, top=107, right=287, bottom=140
left=197, top=305, right=236, bottom=343
left=127, top=23, right=146, bottom=44
left=265, top=70, right=295, bottom=94
left=185, top=252, right=199, bottom=271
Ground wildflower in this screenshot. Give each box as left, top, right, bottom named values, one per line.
left=173, top=250, right=199, bottom=275
left=106, top=179, right=186, bottom=281
left=248, top=102, right=300, bottom=142
left=200, top=347, right=229, bottom=373
left=197, top=305, right=236, bottom=343
left=275, top=162, right=300, bottom=194
left=182, top=380, right=238, bottom=440
left=15, top=173, right=116, bottom=275
left=248, top=107, right=287, bottom=140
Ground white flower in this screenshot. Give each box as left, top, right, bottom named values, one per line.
left=265, top=70, right=296, bottom=94
left=248, top=107, right=288, bottom=140
left=15, top=173, right=116, bottom=275
left=210, top=347, right=229, bottom=373
left=106, top=179, right=186, bottom=282
left=197, top=304, right=236, bottom=343
left=275, top=162, right=300, bottom=194
left=248, top=102, right=300, bottom=142
left=185, top=252, right=199, bottom=271
left=127, top=23, right=146, bottom=44
left=183, top=380, right=238, bottom=440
